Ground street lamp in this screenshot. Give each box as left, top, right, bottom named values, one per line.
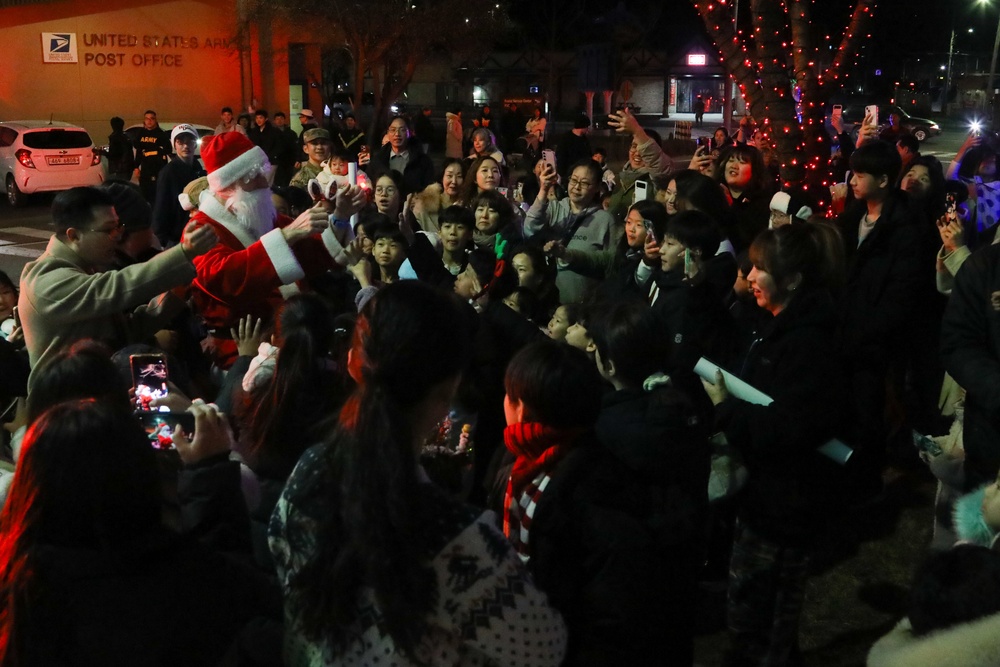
left=945, top=29, right=972, bottom=110
left=982, top=0, right=1000, bottom=112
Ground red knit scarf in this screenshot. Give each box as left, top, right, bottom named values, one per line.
left=503, top=422, right=583, bottom=549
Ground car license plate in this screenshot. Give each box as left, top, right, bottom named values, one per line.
left=46, top=156, right=80, bottom=166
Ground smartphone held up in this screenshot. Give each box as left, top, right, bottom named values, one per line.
left=945, top=191, right=958, bottom=225
left=642, top=219, right=657, bottom=246
left=138, top=411, right=195, bottom=450
left=130, top=353, right=169, bottom=412
left=864, top=104, right=878, bottom=128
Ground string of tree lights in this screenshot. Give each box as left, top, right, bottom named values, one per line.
left=692, top=0, right=876, bottom=207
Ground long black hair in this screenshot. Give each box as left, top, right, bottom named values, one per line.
left=626, top=199, right=668, bottom=256
left=458, top=155, right=505, bottom=205
left=674, top=169, right=735, bottom=231
left=0, top=400, right=161, bottom=664
left=238, top=294, right=351, bottom=479
left=27, top=340, right=130, bottom=423
left=290, top=281, right=473, bottom=657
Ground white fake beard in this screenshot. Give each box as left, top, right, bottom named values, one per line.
left=227, top=186, right=277, bottom=240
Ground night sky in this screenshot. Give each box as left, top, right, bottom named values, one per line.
left=503, top=0, right=989, bottom=82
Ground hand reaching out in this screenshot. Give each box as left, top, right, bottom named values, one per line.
left=688, top=146, right=713, bottom=174
left=344, top=238, right=373, bottom=287
left=831, top=113, right=844, bottom=135
left=537, top=162, right=557, bottom=199
left=230, top=315, right=264, bottom=357
left=282, top=201, right=329, bottom=245
left=349, top=256, right=373, bottom=288
left=409, top=192, right=425, bottom=218
left=958, top=132, right=983, bottom=159
left=607, top=107, right=641, bottom=136
left=181, top=221, right=219, bottom=257
left=332, top=184, right=368, bottom=221
left=343, top=237, right=367, bottom=267
left=855, top=112, right=879, bottom=149
left=399, top=194, right=416, bottom=245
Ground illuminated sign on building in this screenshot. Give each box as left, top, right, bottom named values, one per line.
left=42, top=33, right=78, bottom=63
left=40, top=32, right=233, bottom=67
left=687, top=54, right=706, bottom=66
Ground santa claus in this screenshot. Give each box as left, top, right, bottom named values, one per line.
left=182, top=132, right=366, bottom=367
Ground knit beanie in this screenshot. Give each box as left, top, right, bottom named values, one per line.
left=178, top=176, right=211, bottom=212
left=769, top=191, right=813, bottom=221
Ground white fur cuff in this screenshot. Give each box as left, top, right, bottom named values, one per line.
left=322, top=225, right=350, bottom=266
left=260, top=228, right=305, bottom=284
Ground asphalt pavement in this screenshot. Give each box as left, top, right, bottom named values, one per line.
left=0, top=195, right=56, bottom=282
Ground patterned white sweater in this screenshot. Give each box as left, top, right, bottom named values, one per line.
left=269, top=445, right=567, bottom=667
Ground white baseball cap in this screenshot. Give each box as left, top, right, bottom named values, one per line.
left=170, top=124, right=199, bottom=144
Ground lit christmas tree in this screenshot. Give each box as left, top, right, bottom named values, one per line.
left=692, top=0, right=875, bottom=205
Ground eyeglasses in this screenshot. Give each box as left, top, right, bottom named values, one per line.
left=568, top=179, right=593, bottom=189
left=374, top=186, right=397, bottom=195
left=88, top=221, right=126, bottom=236
left=387, top=126, right=408, bottom=135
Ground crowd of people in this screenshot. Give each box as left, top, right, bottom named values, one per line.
left=0, top=101, right=997, bottom=667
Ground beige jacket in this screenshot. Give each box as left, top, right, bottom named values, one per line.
left=20, top=236, right=195, bottom=389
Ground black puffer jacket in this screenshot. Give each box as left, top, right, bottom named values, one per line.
left=594, top=382, right=712, bottom=529
left=528, top=386, right=711, bottom=667
left=941, top=242, right=1000, bottom=488
left=647, top=268, right=737, bottom=373
left=835, top=191, right=924, bottom=366
left=722, top=288, right=848, bottom=546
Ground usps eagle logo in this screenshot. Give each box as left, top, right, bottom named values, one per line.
left=41, top=32, right=78, bottom=63
left=49, top=34, right=71, bottom=52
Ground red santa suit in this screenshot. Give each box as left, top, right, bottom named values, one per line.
left=182, top=133, right=349, bottom=367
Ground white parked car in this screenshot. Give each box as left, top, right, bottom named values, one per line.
left=0, top=121, right=104, bottom=207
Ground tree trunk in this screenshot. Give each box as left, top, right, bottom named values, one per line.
left=369, top=63, right=383, bottom=145
left=749, top=0, right=802, bottom=186
left=352, top=45, right=369, bottom=146
left=692, top=0, right=876, bottom=204
left=788, top=0, right=829, bottom=203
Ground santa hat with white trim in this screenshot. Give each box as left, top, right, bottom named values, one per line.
left=201, top=132, right=271, bottom=193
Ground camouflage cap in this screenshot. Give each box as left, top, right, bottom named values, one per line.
left=303, top=128, right=332, bottom=143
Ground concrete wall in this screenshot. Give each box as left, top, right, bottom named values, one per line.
left=630, top=77, right=665, bottom=116
left=0, top=0, right=264, bottom=139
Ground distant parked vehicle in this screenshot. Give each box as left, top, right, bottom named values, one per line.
left=0, top=120, right=105, bottom=207
left=832, top=102, right=941, bottom=142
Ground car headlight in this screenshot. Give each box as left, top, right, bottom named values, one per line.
left=930, top=124, right=940, bottom=130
